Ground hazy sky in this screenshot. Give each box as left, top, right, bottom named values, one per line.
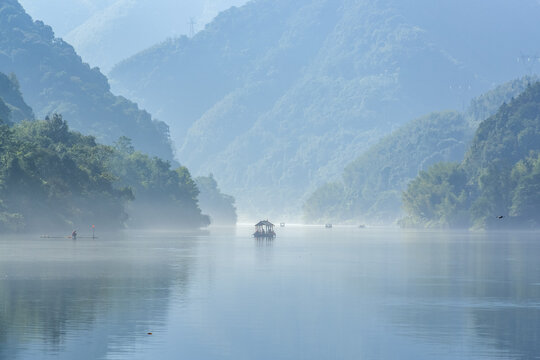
left=19, top=0, right=249, bottom=72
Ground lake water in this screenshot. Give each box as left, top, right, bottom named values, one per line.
left=1, top=226, right=539, bottom=360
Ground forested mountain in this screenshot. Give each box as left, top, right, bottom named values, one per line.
left=19, top=0, right=248, bottom=72
left=402, top=82, right=540, bottom=229
left=304, top=111, right=471, bottom=224
left=0, top=0, right=174, bottom=161
left=0, top=115, right=210, bottom=233
left=303, top=77, right=535, bottom=224
left=0, top=72, right=33, bottom=124
left=112, top=0, right=526, bottom=219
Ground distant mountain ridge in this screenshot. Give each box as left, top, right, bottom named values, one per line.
left=111, top=0, right=502, bottom=219
left=20, top=0, right=249, bottom=72
left=303, top=77, right=537, bottom=224
left=0, top=0, right=175, bottom=161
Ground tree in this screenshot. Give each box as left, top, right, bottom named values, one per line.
left=401, top=163, right=469, bottom=228
left=510, top=153, right=540, bottom=226
left=195, top=174, right=237, bottom=225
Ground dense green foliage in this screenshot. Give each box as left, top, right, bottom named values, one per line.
left=0, top=115, right=131, bottom=232
left=304, top=77, right=534, bottom=224
left=465, top=77, right=540, bottom=128
left=109, top=137, right=210, bottom=229
left=402, top=82, right=540, bottom=229
left=111, top=0, right=483, bottom=217
left=0, top=0, right=174, bottom=161
left=0, top=116, right=209, bottom=233
left=195, top=174, right=237, bottom=225
left=400, top=163, right=470, bottom=228
left=303, top=111, right=471, bottom=224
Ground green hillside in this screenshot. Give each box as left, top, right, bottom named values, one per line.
left=0, top=115, right=131, bottom=232
left=111, top=0, right=482, bottom=218
left=304, top=77, right=535, bottom=224
left=107, top=137, right=210, bottom=229
left=0, top=0, right=174, bottom=161
left=0, top=115, right=210, bottom=233
left=402, top=81, right=540, bottom=229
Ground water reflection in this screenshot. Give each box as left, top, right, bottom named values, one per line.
left=383, top=230, right=540, bottom=359
left=0, top=233, right=199, bottom=360
left=1, top=229, right=540, bottom=359
left=255, top=237, right=274, bottom=247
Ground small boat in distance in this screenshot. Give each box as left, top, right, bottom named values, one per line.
left=40, top=235, right=99, bottom=239
left=41, top=226, right=98, bottom=240
left=325, top=223, right=332, bottom=228
left=280, top=222, right=285, bottom=227
left=254, top=220, right=276, bottom=238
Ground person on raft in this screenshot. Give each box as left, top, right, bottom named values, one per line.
left=71, top=230, right=77, bottom=240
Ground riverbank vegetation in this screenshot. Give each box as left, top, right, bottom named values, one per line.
left=0, top=114, right=211, bottom=233
left=109, top=136, right=210, bottom=229
left=195, top=174, right=237, bottom=226
left=303, top=77, right=536, bottom=225
left=402, top=82, right=540, bottom=229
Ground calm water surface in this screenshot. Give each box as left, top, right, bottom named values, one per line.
left=1, top=226, right=539, bottom=360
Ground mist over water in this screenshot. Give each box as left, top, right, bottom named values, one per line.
left=1, top=228, right=540, bottom=359
left=2, top=1, right=540, bottom=358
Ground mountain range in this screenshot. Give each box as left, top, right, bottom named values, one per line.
left=0, top=0, right=175, bottom=161
left=110, top=0, right=540, bottom=220
left=303, top=77, right=536, bottom=224
left=19, top=0, right=249, bottom=72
